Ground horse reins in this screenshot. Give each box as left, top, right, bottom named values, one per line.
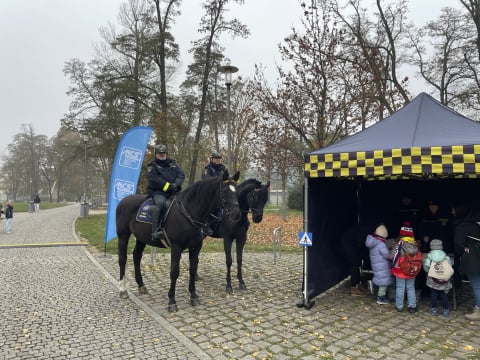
left=175, top=178, right=237, bottom=228
left=244, top=187, right=264, bottom=215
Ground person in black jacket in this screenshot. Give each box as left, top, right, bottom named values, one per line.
left=146, top=145, right=185, bottom=241
left=453, top=203, right=480, bottom=320
left=33, top=194, right=41, bottom=213
left=202, top=151, right=226, bottom=179
left=417, top=199, right=452, bottom=297
left=419, top=199, right=452, bottom=253
left=338, top=224, right=374, bottom=296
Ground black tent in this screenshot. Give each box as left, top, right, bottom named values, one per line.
left=303, top=93, right=480, bottom=301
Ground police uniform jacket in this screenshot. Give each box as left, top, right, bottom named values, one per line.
left=147, top=158, right=185, bottom=197
left=202, top=162, right=226, bottom=179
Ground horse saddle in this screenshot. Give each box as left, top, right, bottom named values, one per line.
left=135, top=198, right=172, bottom=224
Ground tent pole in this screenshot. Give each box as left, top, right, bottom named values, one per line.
left=303, top=177, right=309, bottom=307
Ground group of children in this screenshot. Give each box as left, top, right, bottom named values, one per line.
left=365, top=221, right=453, bottom=317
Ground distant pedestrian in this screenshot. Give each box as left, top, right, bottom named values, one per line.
left=365, top=224, right=393, bottom=305
left=5, top=200, right=13, bottom=234
left=423, top=239, right=453, bottom=317
left=34, top=194, right=41, bottom=213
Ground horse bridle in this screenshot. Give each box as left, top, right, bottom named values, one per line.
left=220, top=178, right=239, bottom=220
left=175, top=178, right=238, bottom=228
left=245, top=187, right=264, bottom=215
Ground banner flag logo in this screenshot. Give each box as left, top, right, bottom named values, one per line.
left=104, top=126, right=153, bottom=243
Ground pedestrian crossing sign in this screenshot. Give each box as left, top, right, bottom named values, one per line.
left=298, top=232, right=313, bottom=246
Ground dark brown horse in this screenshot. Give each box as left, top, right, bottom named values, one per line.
left=116, top=171, right=240, bottom=312
left=210, top=179, right=270, bottom=293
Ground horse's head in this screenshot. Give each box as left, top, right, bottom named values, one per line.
left=248, top=181, right=270, bottom=223
left=220, top=170, right=241, bottom=222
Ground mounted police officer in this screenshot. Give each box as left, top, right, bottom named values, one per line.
left=147, top=144, right=185, bottom=241
left=201, top=151, right=227, bottom=235
left=202, top=151, right=226, bottom=179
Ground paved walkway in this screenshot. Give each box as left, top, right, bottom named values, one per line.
left=1, top=204, right=480, bottom=359
left=0, top=204, right=203, bottom=359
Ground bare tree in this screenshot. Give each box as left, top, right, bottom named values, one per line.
left=151, top=0, right=182, bottom=143
left=409, top=7, right=473, bottom=106
left=330, top=0, right=411, bottom=116
left=459, top=0, right=480, bottom=111
left=185, top=0, right=249, bottom=185
left=1, top=125, right=49, bottom=201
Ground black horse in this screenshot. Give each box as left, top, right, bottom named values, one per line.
left=116, top=170, right=240, bottom=312
left=209, top=179, right=270, bottom=293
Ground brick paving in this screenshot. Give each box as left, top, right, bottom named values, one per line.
left=0, top=205, right=203, bottom=359
left=1, top=204, right=480, bottom=359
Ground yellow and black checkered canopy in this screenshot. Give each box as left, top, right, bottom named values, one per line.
left=305, top=144, right=480, bottom=179
left=304, top=93, right=480, bottom=180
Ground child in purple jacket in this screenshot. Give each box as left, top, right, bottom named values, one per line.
left=365, top=224, right=393, bottom=304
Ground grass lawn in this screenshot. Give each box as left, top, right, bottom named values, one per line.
left=5, top=201, right=70, bottom=212
left=76, top=206, right=304, bottom=255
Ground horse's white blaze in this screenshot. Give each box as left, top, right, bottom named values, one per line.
left=229, top=184, right=236, bottom=192
left=119, top=278, right=127, bottom=292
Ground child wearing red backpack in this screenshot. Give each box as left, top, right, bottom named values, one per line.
left=391, top=221, right=422, bottom=313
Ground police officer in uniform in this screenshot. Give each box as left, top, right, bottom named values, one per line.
left=202, top=151, right=226, bottom=179
left=147, top=144, right=185, bottom=240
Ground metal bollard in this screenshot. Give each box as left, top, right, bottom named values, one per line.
left=151, top=246, right=157, bottom=263
left=273, top=227, right=282, bottom=264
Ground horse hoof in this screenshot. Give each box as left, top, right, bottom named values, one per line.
left=138, top=286, right=148, bottom=295
left=167, top=304, right=178, bottom=312
left=226, top=286, right=233, bottom=294
left=119, top=290, right=129, bottom=299
left=190, top=298, right=201, bottom=306
left=239, top=283, right=247, bottom=291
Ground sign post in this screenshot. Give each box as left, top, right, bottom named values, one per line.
left=297, top=176, right=315, bottom=309
left=298, top=231, right=312, bottom=308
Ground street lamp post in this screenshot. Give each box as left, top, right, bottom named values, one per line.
left=29, top=179, right=34, bottom=213
left=81, top=133, right=89, bottom=218
left=218, top=58, right=238, bottom=172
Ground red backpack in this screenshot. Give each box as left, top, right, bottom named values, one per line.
left=399, top=247, right=422, bottom=277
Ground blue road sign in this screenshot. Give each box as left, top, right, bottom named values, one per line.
left=298, top=231, right=313, bottom=246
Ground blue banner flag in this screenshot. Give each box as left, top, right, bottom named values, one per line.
left=104, top=126, right=153, bottom=243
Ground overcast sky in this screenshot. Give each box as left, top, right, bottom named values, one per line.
left=0, top=0, right=461, bottom=161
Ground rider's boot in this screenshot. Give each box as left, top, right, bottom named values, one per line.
left=151, top=207, right=164, bottom=241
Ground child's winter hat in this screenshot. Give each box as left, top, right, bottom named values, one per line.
left=430, top=239, right=443, bottom=250
left=375, top=225, right=388, bottom=239
left=399, top=221, right=414, bottom=240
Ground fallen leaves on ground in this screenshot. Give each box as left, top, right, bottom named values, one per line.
left=247, top=212, right=303, bottom=246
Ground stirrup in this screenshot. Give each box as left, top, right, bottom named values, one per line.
left=152, top=229, right=165, bottom=241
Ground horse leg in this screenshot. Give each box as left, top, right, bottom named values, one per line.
left=118, top=235, right=129, bottom=299
left=236, top=234, right=247, bottom=290
left=188, top=243, right=202, bottom=306
left=133, top=240, right=148, bottom=295
left=223, top=237, right=234, bottom=294
left=167, top=245, right=182, bottom=312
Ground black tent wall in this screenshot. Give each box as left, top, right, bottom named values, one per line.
left=306, top=176, right=480, bottom=301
